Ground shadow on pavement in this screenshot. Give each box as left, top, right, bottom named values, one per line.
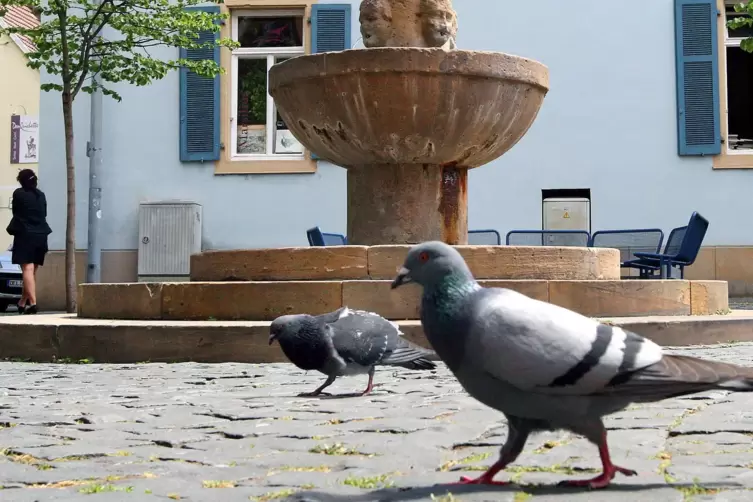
left=283, top=481, right=738, bottom=501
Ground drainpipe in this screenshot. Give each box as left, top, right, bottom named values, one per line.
left=86, top=0, right=103, bottom=284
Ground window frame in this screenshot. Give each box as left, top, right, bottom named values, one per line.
left=229, top=8, right=306, bottom=162
left=714, top=0, right=753, bottom=167
left=722, top=1, right=751, bottom=155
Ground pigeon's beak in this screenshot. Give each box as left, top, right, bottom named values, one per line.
left=268, top=333, right=279, bottom=346
left=391, top=267, right=412, bottom=289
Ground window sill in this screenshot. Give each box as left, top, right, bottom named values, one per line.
left=215, top=157, right=317, bottom=175
left=225, top=0, right=312, bottom=6
left=713, top=153, right=753, bottom=169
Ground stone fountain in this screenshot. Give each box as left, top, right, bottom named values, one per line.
left=71, top=0, right=728, bottom=357
left=269, top=0, right=549, bottom=245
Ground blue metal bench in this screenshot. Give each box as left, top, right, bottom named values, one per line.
left=468, top=229, right=502, bottom=245
left=589, top=229, right=665, bottom=275
left=306, top=227, right=348, bottom=246
left=624, top=212, right=709, bottom=279
left=505, top=229, right=591, bottom=247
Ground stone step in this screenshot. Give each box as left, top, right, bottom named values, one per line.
left=190, top=245, right=620, bottom=281
left=1, top=312, right=751, bottom=364
left=77, top=279, right=728, bottom=321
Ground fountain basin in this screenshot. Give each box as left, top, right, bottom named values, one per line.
left=269, top=48, right=549, bottom=167
left=269, top=48, right=548, bottom=245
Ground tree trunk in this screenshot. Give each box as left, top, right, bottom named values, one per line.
left=62, top=89, right=77, bottom=313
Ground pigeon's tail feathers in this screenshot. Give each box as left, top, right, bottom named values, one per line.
left=603, top=354, right=753, bottom=401
left=379, top=341, right=439, bottom=370
left=396, top=357, right=437, bottom=371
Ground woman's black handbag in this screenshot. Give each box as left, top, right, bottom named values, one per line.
left=6, top=217, right=21, bottom=236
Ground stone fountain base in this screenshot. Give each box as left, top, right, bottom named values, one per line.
left=75, top=246, right=729, bottom=321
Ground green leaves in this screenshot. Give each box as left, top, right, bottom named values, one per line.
left=729, top=1, right=753, bottom=53
left=0, top=0, right=236, bottom=102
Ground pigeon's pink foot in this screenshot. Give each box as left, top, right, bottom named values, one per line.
left=360, top=370, right=375, bottom=396
left=451, top=475, right=509, bottom=486
left=560, top=430, right=637, bottom=489
left=559, top=465, right=636, bottom=489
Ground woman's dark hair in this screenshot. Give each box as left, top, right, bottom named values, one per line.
left=17, top=169, right=38, bottom=190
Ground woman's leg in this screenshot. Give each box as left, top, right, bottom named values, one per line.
left=21, top=263, right=37, bottom=305
left=21, top=263, right=35, bottom=306
left=13, top=237, right=27, bottom=308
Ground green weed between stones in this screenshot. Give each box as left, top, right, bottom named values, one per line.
left=343, top=473, right=396, bottom=489
left=439, top=452, right=491, bottom=471
left=1, top=449, right=54, bottom=471
left=203, top=480, right=236, bottom=488
left=251, top=488, right=298, bottom=501
left=276, top=465, right=331, bottom=473
left=532, top=439, right=571, bottom=454
left=513, top=493, right=532, bottom=502
left=79, top=483, right=133, bottom=494
left=506, top=464, right=600, bottom=476
left=54, top=357, right=95, bottom=364
left=309, top=443, right=371, bottom=456
left=675, top=480, right=720, bottom=501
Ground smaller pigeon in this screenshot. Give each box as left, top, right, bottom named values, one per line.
left=269, top=307, right=439, bottom=397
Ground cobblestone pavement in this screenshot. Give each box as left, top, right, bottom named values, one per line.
left=4, top=345, right=753, bottom=501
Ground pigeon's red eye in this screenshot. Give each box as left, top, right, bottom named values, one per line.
left=419, top=252, right=429, bottom=263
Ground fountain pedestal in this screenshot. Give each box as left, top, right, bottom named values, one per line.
left=348, top=163, right=467, bottom=245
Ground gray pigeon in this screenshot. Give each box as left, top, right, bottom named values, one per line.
left=391, top=241, right=753, bottom=489
left=269, top=307, right=439, bottom=397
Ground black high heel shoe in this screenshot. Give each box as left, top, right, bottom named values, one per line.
left=17, top=302, right=26, bottom=314
left=24, top=304, right=38, bottom=315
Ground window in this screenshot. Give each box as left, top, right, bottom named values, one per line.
left=723, top=2, right=753, bottom=153
left=230, top=10, right=306, bottom=160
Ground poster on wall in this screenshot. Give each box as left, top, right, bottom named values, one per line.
left=10, top=115, right=39, bottom=164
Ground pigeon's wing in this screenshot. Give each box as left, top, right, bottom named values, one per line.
left=313, top=307, right=349, bottom=325
left=327, top=309, right=396, bottom=367
left=464, top=288, right=664, bottom=396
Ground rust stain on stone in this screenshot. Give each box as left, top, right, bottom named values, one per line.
left=438, top=163, right=467, bottom=244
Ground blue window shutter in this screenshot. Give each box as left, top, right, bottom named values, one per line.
left=309, top=4, right=351, bottom=160
left=180, top=5, right=221, bottom=162
left=674, top=0, right=721, bottom=156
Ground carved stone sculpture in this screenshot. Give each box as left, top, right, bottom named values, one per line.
left=359, top=0, right=458, bottom=49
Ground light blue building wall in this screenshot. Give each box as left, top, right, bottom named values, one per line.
left=38, top=0, right=752, bottom=253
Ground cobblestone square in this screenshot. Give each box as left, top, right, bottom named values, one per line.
left=3, top=343, right=753, bottom=501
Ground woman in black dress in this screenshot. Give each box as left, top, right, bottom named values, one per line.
left=6, top=169, right=52, bottom=314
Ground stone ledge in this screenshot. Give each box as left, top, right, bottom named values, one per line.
left=366, top=245, right=620, bottom=280
left=189, top=245, right=622, bottom=281
left=78, top=280, right=728, bottom=321
left=190, top=247, right=370, bottom=281
left=1, top=313, right=750, bottom=364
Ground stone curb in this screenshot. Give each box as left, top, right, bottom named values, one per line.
left=0, top=312, right=751, bottom=364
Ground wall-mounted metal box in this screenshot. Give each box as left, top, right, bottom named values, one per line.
left=137, top=201, right=202, bottom=281
left=542, top=197, right=591, bottom=232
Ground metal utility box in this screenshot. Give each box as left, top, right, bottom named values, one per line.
left=137, top=201, right=202, bottom=282
left=542, top=197, right=590, bottom=232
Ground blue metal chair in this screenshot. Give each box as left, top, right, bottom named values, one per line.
left=589, top=229, right=664, bottom=272
left=625, top=212, right=709, bottom=279
left=505, top=229, right=591, bottom=247
left=468, top=229, right=502, bottom=245
left=306, top=227, right=348, bottom=246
